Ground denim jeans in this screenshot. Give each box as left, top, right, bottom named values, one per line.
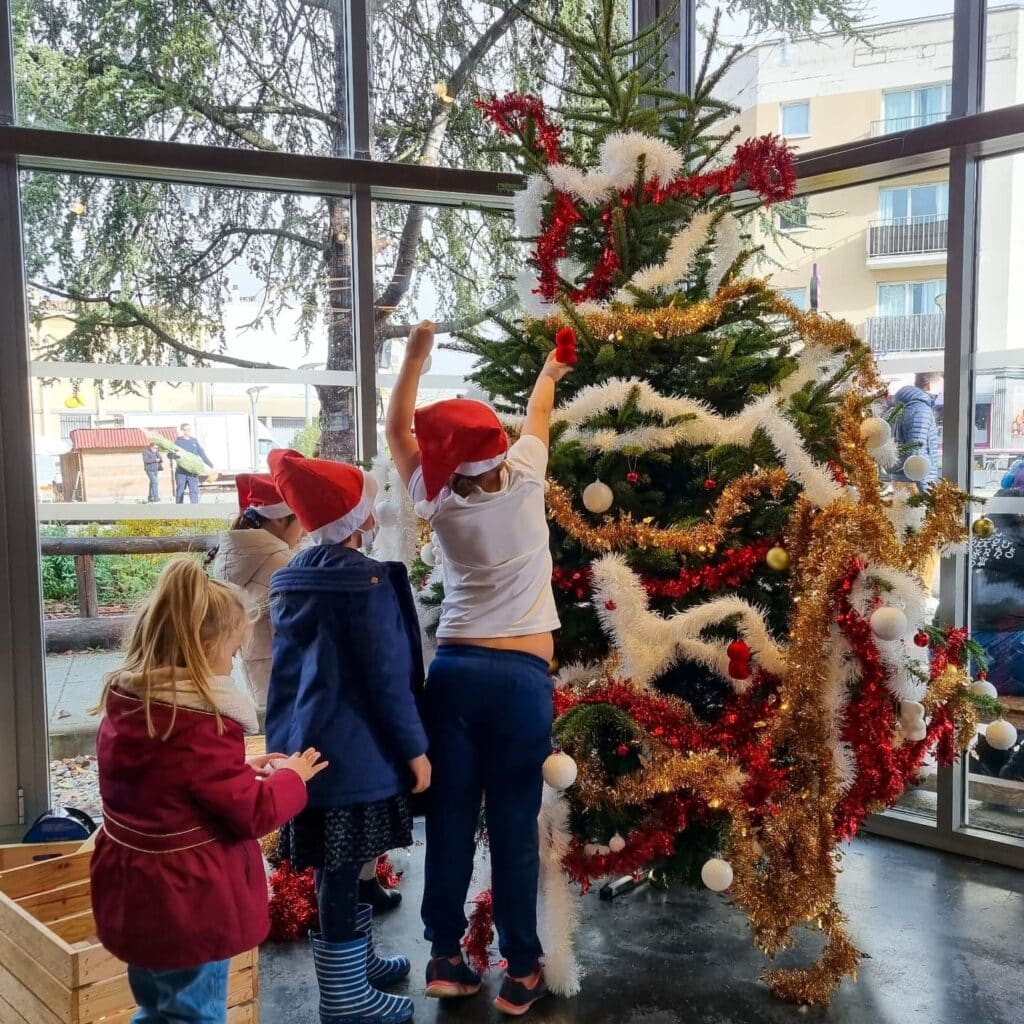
left=421, top=644, right=552, bottom=977
left=175, top=470, right=199, bottom=504
left=128, top=959, right=229, bottom=1023
left=145, top=468, right=160, bottom=502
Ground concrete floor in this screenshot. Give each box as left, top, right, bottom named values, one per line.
left=261, top=830, right=1024, bottom=1024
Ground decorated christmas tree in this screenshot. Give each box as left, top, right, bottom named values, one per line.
left=375, top=3, right=1010, bottom=1008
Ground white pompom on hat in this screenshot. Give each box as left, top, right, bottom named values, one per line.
left=268, top=449, right=378, bottom=544
left=234, top=472, right=293, bottom=519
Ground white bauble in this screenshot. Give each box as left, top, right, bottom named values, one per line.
left=387, top=847, right=412, bottom=877
left=701, top=857, right=734, bottom=892
left=870, top=606, right=908, bottom=642
left=859, top=417, right=892, bottom=449
left=970, top=679, right=998, bottom=700
left=583, top=843, right=599, bottom=858
left=420, top=542, right=437, bottom=567
left=595, top=844, right=611, bottom=857
left=902, top=454, right=931, bottom=483
left=582, top=480, right=614, bottom=514
left=985, top=719, right=1017, bottom=751
left=608, top=833, right=626, bottom=854
left=375, top=500, right=399, bottom=528
left=542, top=751, right=578, bottom=790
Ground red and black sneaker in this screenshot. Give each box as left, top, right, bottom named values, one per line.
left=494, top=969, right=548, bottom=1016
left=424, top=955, right=482, bottom=999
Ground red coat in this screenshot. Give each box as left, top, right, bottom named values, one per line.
left=90, top=687, right=307, bottom=970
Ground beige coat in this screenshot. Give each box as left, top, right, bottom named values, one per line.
left=212, top=529, right=294, bottom=704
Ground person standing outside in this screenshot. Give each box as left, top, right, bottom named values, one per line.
left=172, top=422, right=213, bottom=504
left=142, top=443, right=163, bottom=503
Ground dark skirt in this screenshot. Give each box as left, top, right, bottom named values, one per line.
left=278, top=794, right=413, bottom=873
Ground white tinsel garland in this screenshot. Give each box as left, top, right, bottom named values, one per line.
left=555, top=378, right=844, bottom=507
left=709, top=214, right=744, bottom=287
left=514, top=173, right=551, bottom=237
left=369, top=453, right=420, bottom=566
left=589, top=554, right=788, bottom=690
left=615, top=212, right=715, bottom=303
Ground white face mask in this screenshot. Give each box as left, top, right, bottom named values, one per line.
left=360, top=523, right=379, bottom=551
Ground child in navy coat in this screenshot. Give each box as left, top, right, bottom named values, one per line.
left=266, top=449, right=430, bottom=1024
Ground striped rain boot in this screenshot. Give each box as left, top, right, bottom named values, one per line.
left=356, top=904, right=411, bottom=987
left=310, top=932, right=414, bottom=1024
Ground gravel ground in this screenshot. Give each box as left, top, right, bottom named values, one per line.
left=49, top=755, right=102, bottom=819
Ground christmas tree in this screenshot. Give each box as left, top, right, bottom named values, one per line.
left=377, top=3, right=1009, bottom=1008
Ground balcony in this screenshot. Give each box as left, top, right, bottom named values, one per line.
left=865, top=313, right=945, bottom=354
left=869, top=111, right=951, bottom=136
left=867, top=214, right=948, bottom=268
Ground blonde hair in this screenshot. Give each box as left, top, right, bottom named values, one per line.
left=93, top=558, right=251, bottom=738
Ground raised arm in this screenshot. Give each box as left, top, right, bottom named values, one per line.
left=386, top=320, right=435, bottom=487
left=522, top=350, right=572, bottom=448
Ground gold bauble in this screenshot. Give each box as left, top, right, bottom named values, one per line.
left=549, top=658, right=560, bottom=674
left=972, top=517, right=995, bottom=539
left=766, top=545, right=791, bottom=571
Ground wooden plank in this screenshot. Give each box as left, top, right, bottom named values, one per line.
left=0, top=893, right=77, bottom=988
left=0, top=844, right=82, bottom=872
left=72, top=943, right=122, bottom=989
left=229, top=1002, right=258, bottom=1024
left=0, top=991, right=33, bottom=1024
left=17, top=879, right=92, bottom=924
left=47, top=909, right=96, bottom=946
left=74, top=555, right=98, bottom=619
left=0, top=960, right=64, bottom=1024
left=0, top=929, right=71, bottom=1021
left=0, top=853, right=92, bottom=900
left=227, top=968, right=256, bottom=1008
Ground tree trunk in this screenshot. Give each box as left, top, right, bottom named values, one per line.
left=318, top=0, right=357, bottom=462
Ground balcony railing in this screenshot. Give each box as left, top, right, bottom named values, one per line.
left=865, top=313, right=945, bottom=353
left=867, top=215, right=948, bottom=258
left=869, top=111, right=951, bottom=136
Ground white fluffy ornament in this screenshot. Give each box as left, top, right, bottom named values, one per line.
left=701, top=857, right=734, bottom=892
left=583, top=843, right=599, bottom=857
left=608, top=833, right=626, bottom=854
left=375, top=500, right=399, bottom=528
left=542, top=752, right=578, bottom=790
left=420, top=542, right=437, bottom=568
left=859, top=417, right=892, bottom=449
left=985, top=719, right=1017, bottom=750
left=902, top=454, right=931, bottom=483
left=870, top=606, right=908, bottom=642
left=970, top=678, right=998, bottom=699
left=582, top=480, right=614, bottom=514
left=898, top=700, right=927, bottom=742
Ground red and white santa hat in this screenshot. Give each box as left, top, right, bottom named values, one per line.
left=267, top=449, right=378, bottom=544
left=414, top=399, right=509, bottom=501
left=234, top=473, right=293, bottom=520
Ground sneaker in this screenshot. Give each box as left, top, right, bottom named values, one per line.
left=424, top=955, right=482, bottom=999
left=494, top=969, right=548, bottom=1016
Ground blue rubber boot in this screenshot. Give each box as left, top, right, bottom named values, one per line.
left=356, top=904, right=411, bottom=987
left=311, top=932, right=413, bottom=1024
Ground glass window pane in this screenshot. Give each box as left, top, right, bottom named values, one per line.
left=697, top=4, right=954, bottom=150
left=985, top=2, right=1023, bottom=112
left=968, top=151, right=1024, bottom=839
left=880, top=187, right=909, bottom=221
left=778, top=286, right=807, bottom=310
left=780, top=101, right=809, bottom=136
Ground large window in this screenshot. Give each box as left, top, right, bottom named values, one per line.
left=880, top=183, right=950, bottom=221
left=880, top=84, right=952, bottom=134
left=878, top=280, right=946, bottom=316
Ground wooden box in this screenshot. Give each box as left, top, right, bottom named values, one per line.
left=0, top=842, right=259, bottom=1023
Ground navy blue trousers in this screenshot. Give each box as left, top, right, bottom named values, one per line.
left=421, top=645, right=552, bottom=977
left=316, top=864, right=361, bottom=943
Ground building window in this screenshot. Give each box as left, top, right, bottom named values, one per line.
left=58, top=413, right=92, bottom=441
left=779, top=287, right=808, bottom=310
left=780, top=101, right=810, bottom=137
left=879, top=182, right=949, bottom=222
left=778, top=197, right=808, bottom=232
left=877, top=279, right=945, bottom=316
left=881, top=84, right=951, bottom=133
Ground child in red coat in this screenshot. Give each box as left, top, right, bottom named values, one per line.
left=90, top=558, right=327, bottom=1024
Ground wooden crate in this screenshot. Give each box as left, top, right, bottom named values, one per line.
left=0, top=842, right=259, bottom=1023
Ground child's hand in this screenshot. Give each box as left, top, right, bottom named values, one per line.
left=541, top=349, right=573, bottom=383
left=247, top=752, right=285, bottom=778
left=409, top=754, right=432, bottom=794
left=278, top=748, right=329, bottom=785
left=406, top=321, right=435, bottom=362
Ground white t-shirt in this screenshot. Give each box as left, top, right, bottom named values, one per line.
left=409, top=434, right=560, bottom=640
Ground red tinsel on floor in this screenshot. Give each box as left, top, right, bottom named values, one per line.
left=376, top=854, right=402, bottom=890
left=463, top=889, right=497, bottom=976
left=268, top=860, right=318, bottom=942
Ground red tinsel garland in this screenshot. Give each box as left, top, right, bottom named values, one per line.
left=463, top=889, right=498, bottom=975
left=475, top=93, right=563, bottom=163
left=376, top=854, right=402, bottom=890
left=268, top=860, right=318, bottom=942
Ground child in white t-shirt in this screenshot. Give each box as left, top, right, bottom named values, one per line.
left=386, top=321, right=570, bottom=1016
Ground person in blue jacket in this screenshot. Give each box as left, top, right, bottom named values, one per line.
left=891, top=374, right=940, bottom=490
left=171, top=422, right=214, bottom=504
left=266, top=448, right=429, bottom=1024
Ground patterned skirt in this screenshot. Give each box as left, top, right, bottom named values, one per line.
left=278, top=794, right=413, bottom=873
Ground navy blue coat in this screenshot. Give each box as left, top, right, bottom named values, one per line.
left=266, top=544, right=428, bottom=809
left=891, top=385, right=939, bottom=487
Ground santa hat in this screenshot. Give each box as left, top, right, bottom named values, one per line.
left=414, top=399, right=509, bottom=501
left=268, top=449, right=378, bottom=544
left=234, top=473, right=293, bottom=520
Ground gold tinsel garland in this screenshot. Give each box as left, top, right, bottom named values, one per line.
left=547, top=469, right=790, bottom=554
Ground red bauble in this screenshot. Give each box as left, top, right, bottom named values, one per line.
left=978, top=670, right=989, bottom=680
left=616, top=743, right=630, bottom=757
left=727, top=639, right=750, bottom=661
left=554, top=327, right=578, bottom=366
left=604, top=600, right=617, bottom=611
left=626, top=471, right=640, bottom=484
left=728, top=659, right=752, bottom=681
left=913, top=631, right=930, bottom=648
left=704, top=478, right=717, bottom=490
